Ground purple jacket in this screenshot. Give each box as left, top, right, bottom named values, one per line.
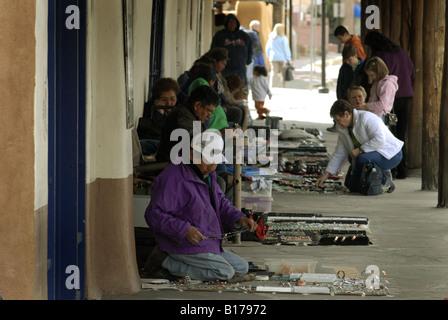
left=373, top=49, right=415, bottom=98
left=145, top=163, right=245, bottom=255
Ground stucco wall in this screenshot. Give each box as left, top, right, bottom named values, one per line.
left=85, top=0, right=146, bottom=299
left=0, top=0, right=234, bottom=300
left=236, top=1, right=273, bottom=68
left=132, top=0, right=153, bottom=126
left=164, top=0, right=214, bottom=79
left=0, top=0, right=39, bottom=300
left=33, top=0, right=49, bottom=300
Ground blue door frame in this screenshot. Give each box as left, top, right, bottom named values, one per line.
left=48, top=0, right=86, bottom=300
left=149, top=0, right=165, bottom=91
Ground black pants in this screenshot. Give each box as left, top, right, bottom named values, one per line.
left=390, top=97, right=413, bottom=178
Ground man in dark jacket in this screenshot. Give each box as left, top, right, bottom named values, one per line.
left=336, top=45, right=365, bottom=101
left=156, top=85, right=219, bottom=162
left=328, top=46, right=365, bottom=133
left=210, top=14, right=253, bottom=86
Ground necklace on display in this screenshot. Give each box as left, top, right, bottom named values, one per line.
left=204, top=228, right=248, bottom=240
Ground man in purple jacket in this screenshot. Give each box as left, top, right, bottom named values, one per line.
left=144, top=131, right=257, bottom=281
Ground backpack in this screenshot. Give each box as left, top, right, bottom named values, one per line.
left=358, top=161, right=387, bottom=195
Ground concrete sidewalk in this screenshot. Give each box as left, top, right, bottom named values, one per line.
left=103, top=57, right=448, bottom=301
left=105, top=118, right=448, bottom=301
left=106, top=174, right=446, bottom=300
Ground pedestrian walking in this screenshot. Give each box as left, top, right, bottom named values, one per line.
left=265, top=23, right=292, bottom=88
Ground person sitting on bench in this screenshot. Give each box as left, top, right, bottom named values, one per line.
left=137, top=78, right=180, bottom=155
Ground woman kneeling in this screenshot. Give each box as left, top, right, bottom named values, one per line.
left=316, top=99, right=403, bottom=193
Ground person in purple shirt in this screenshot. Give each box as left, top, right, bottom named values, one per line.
left=144, top=131, right=257, bottom=281
left=364, top=31, right=415, bottom=179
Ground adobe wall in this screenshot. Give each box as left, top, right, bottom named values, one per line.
left=85, top=0, right=144, bottom=299
left=0, top=0, right=45, bottom=300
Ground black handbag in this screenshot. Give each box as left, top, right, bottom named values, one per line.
left=285, top=66, right=294, bottom=81
left=385, top=109, right=398, bottom=126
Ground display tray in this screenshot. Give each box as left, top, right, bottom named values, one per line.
left=266, top=212, right=369, bottom=225
left=258, top=212, right=371, bottom=246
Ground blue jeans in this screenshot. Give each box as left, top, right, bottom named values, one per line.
left=347, top=150, right=403, bottom=192
left=162, top=249, right=249, bottom=281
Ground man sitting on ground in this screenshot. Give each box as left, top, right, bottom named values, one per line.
left=144, top=131, right=257, bottom=281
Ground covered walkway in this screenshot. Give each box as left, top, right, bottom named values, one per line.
left=104, top=57, right=448, bottom=301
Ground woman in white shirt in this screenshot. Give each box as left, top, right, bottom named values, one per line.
left=316, top=99, right=403, bottom=193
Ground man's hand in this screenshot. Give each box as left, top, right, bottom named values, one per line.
left=237, top=217, right=258, bottom=232
left=186, top=226, right=205, bottom=244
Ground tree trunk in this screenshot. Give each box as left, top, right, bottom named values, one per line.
left=400, top=0, right=412, bottom=53
left=380, top=0, right=390, bottom=38
left=408, top=0, right=423, bottom=169
left=438, top=5, right=448, bottom=208
left=422, top=0, right=445, bottom=191
left=389, top=0, right=401, bottom=44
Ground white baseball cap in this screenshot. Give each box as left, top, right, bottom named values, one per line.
left=191, top=130, right=228, bottom=164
